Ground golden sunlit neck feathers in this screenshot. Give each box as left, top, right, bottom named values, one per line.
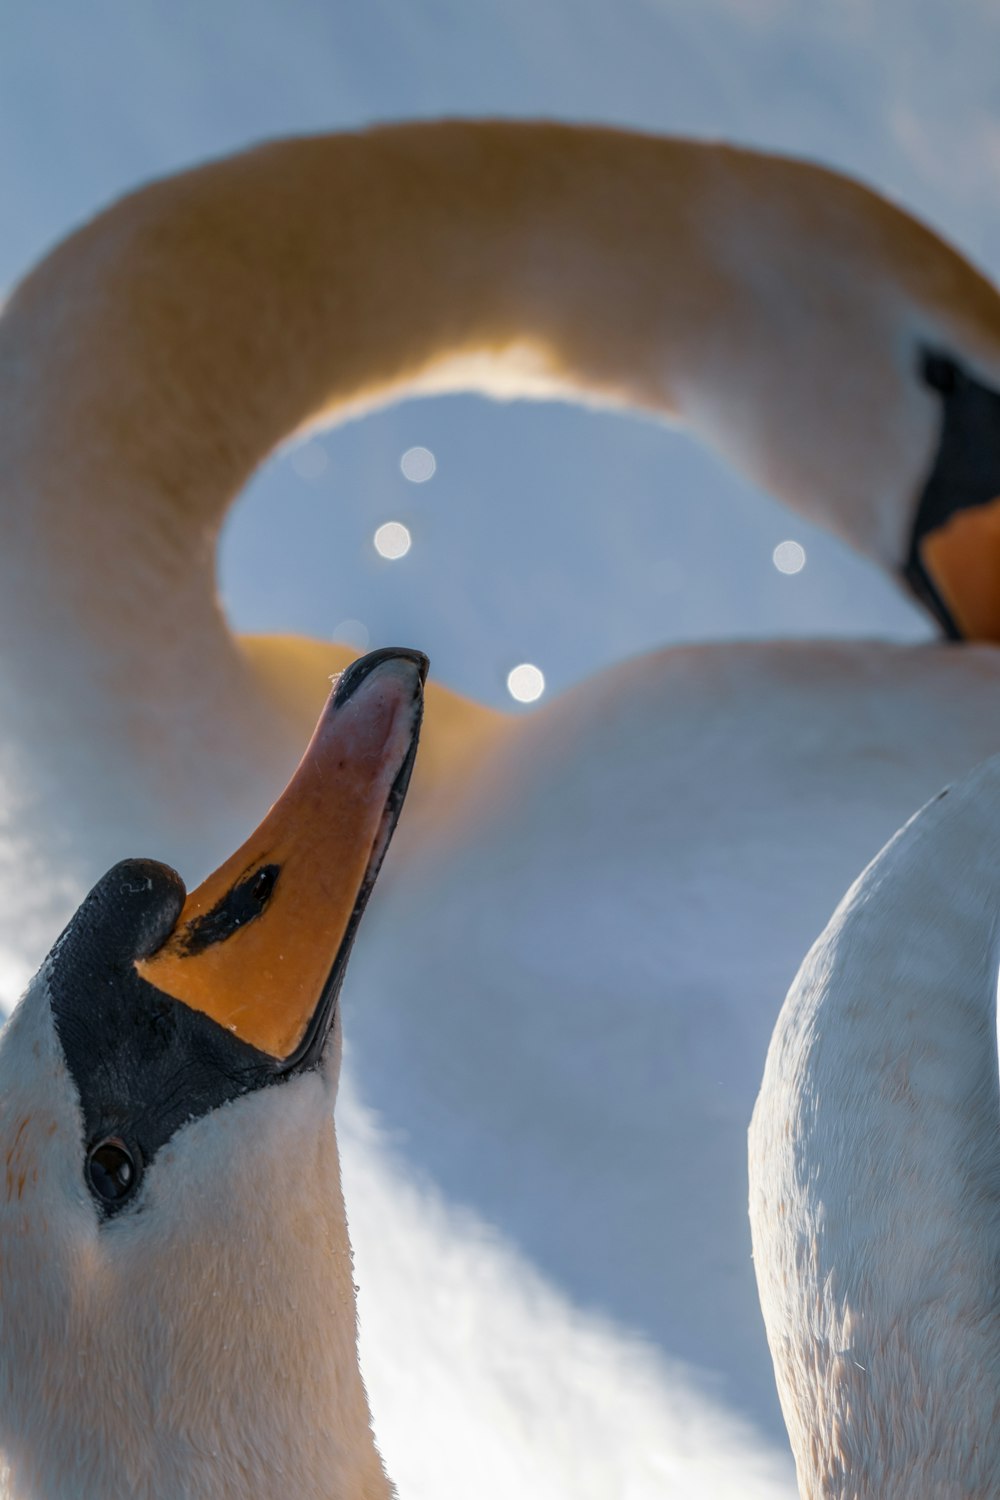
left=6, top=121, right=1000, bottom=815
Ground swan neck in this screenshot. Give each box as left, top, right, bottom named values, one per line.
left=7, top=118, right=999, bottom=648
left=5, top=120, right=1000, bottom=815
left=0, top=1002, right=393, bottom=1500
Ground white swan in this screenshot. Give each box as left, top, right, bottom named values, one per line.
left=749, top=752, right=1000, bottom=1498
left=5, top=120, right=1000, bottom=1494
left=0, top=648, right=426, bottom=1500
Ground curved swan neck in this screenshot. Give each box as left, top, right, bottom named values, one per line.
left=750, top=763, right=1000, bottom=1498
left=5, top=120, right=1000, bottom=855
left=6, top=121, right=1000, bottom=667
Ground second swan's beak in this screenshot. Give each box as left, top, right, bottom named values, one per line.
left=137, top=647, right=427, bottom=1064
left=913, top=501, right=1000, bottom=641
left=907, top=355, right=1000, bottom=641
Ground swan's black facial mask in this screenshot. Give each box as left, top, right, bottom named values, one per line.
left=48, top=859, right=282, bottom=1214
left=905, top=351, right=1000, bottom=640
left=43, top=647, right=427, bottom=1219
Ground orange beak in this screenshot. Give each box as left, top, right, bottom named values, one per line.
left=916, top=497, right=1000, bottom=641
left=137, top=648, right=427, bottom=1062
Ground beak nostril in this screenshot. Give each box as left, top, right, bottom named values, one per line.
left=250, top=868, right=277, bottom=905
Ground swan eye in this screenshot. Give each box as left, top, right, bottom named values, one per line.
left=86, top=1138, right=139, bottom=1206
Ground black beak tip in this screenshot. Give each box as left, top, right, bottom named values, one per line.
left=333, top=647, right=429, bottom=706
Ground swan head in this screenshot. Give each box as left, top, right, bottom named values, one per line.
left=0, top=646, right=426, bottom=1500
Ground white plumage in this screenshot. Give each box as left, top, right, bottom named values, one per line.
left=1, top=122, right=1000, bottom=1495
left=751, top=754, right=1000, bottom=1497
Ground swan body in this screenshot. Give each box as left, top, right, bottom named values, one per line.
left=4, top=121, right=1000, bottom=1493
left=749, top=753, right=1000, bottom=1498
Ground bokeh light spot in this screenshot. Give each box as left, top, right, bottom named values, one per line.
left=290, top=441, right=329, bottom=481
left=772, top=540, right=806, bottom=574
left=401, top=446, right=436, bottom=483
left=374, top=521, right=412, bottom=560
left=507, top=663, right=545, bottom=703
left=332, top=618, right=370, bottom=650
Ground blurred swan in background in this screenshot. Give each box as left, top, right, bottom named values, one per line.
left=3, top=120, right=1000, bottom=1496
